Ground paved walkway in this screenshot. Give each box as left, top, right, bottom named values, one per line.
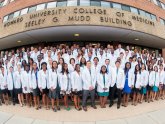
left=0, top=99, right=165, bottom=124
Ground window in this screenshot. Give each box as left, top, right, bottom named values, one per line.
left=36, top=3, right=45, bottom=11
left=151, top=14, right=157, bottom=21
left=28, top=6, right=36, bottom=13
left=57, top=1, right=67, bottom=7
left=145, top=12, right=151, bottom=19
left=20, top=8, right=28, bottom=15
left=101, top=1, right=110, bottom=8
left=139, top=10, right=146, bottom=17
left=130, top=7, right=139, bottom=14
left=80, top=0, right=90, bottom=6
left=3, top=15, right=8, bottom=22
left=91, top=0, right=101, bottom=6
left=122, top=5, right=130, bottom=12
left=8, top=13, right=14, bottom=20
left=47, top=2, right=57, bottom=8
left=160, top=18, right=165, bottom=25
left=13, top=11, right=20, bottom=18
left=67, top=0, right=77, bottom=6
left=112, top=3, right=121, bottom=9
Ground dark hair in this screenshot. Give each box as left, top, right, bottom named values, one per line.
left=148, top=64, right=153, bottom=72
left=41, top=62, right=47, bottom=70
left=59, top=58, right=65, bottom=65
left=93, top=57, right=99, bottom=62
left=100, top=65, right=107, bottom=74
left=86, top=60, right=91, bottom=65
left=115, top=60, right=120, bottom=64
left=74, top=64, right=80, bottom=71
left=52, top=61, right=58, bottom=72
left=69, top=58, right=75, bottom=64
left=141, top=63, right=146, bottom=70
left=80, top=57, right=86, bottom=67
left=134, top=64, right=141, bottom=74
left=31, top=62, right=38, bottom=74
left=124, top=62, right=131, bottom=74
left=61, top=63, right=69, bottom=75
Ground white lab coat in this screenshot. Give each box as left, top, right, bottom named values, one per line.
left=124, top=69, right=134, bottom=87
left=60, top=73, right=71, bottom=91
left=97, top=73, right=111, bottom=92
left=38, top=70, right=49, bottom=89
left=141, top=70, right=149, bottom=86
left=48, top=69, right=58, bottom=89
left=111, top=67, right=125, bottom=89
left=149, top=71, right=159, bottom=87
left=14, top=71, right=22, bottom=89
left=0, top=73, right=7, bottom=90
left=29, top=71, right=38, bottom=89
left=71, top=71, right=83, bottom=91
left=21, top=71, right=31, bottom=93
left=7, top=72, right=14, bottom=90
left=82, top=66, right=96, bottom=90
left=132, top=72, right=142, bottom=88
left=159, top=70, right=165, bottom=84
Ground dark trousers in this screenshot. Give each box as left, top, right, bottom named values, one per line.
left=9, top=90, right=16, bottom=103
left=82, top=89, right=95, bottom=107
left=109, top=84, right=122, bottom=106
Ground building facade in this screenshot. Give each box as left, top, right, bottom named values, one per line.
left=0, top=0, right=165, bottom=56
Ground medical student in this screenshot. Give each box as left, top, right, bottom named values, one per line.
left=97, top=65, right=111, bottom=108
left=122, top=62, right=134, bottom=107
left=82, top=61, right=97, bottom=111
left=109, top=61, right=125, bottom=109
left=48, top=61, right=59, bottom=112
left=38, top=62, right=49, bottom=110
left=71, top=64, right=83, bottom=111
left=148, top=65, right=154, bottom=103
left=151, top=66, right=159, bottom=101
left=30, top=62, right=40, bottom=110
left=21, top=64, right=32, bottom=107
left=7, top=66, right=16, bottom=105
left=0, top=67, right=9, bottom=105
left=60, top=63, right=71, bottom=111
left=140, top=63, right=149, bottom=103
left=132, top=64, right=141, bottom=106
left=158, top=64, right=165, bottom=99
left=14, top=64, right=24, bottom=107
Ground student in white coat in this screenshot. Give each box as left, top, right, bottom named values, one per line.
left=82, top=61, right=97, bottom=111
left=48, top=61, right=60, bottom=112
left=140, top=64, right=149, bottom=103
left=97, top=65, right=111, bottom=108
left=60, top=63, right=71, bottom=111
left=122, top=62, right=134, bottom=107
left=71, top=64, right=83, bottom=111
left=29, top=62, right=40, bottom=110
left=38, top=62, right=49, bottom=110
left=109, top=61, right=125, bottom=109
left=132, top=64, right=141, bottom=106
left=7, top=66, right=16, bottom=105
left=21, top=64, right=32, bottom=107
left=14, top=64, right=24, bottom=107
left=0, top=67, right=9, bottom=105
left=158, top=64, right=165, bottom=99
left=151, top=66, right=159, bottom=101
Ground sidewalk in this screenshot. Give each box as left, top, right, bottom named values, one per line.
left=0, top=99, right=165, bottom=124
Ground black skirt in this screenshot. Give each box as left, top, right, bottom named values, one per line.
left=132, top=87, right=140, bottom=93
left=1, top=89, right=8, bottom=95
left=32, top=88, right=40, bottom=96
left=72, top=91, right=82, bottom=96
left=15, top=88, right=22, bottom=94
left=42, top=88, right=49, bottom=95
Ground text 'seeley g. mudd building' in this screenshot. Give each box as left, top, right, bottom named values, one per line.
left=0, top=0, right=165, bottom=56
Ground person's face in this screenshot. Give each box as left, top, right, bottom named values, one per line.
left=105, top=60, right=110, bottom=65
left=37, top=56, right=41, bottom=61
left=116, top=62, right=120, bottom=68
left=9, top=67, right=13, bottom=72
left=17, top=65, right=21, bottom=70
left=118, top=44, right=121, bottom=48
left=64, top=64, right=68, bottom=70
left=141, top=65, right=145, bottom=70
left=136, top=65, right=139, bottom=70
left=42, top=64, right=47, bottom=70
left=86, top=62, right=91, bottom=68
left=33, top=63, right=37, bottom=70
left=76, top=65, right=80, bottom=72
left=101, top=66, right=106, bottom=73
left=100, top=51, right=103, bottom=55
left=59, top=59, right=63, bottom=64
left=25, top=66, right=30, bottom=71
left=71, top=59, right=75, bottom=65
left=81, top=58, right=85, bottom=63
left=154, top=67, right=158, bottom=71
left=52, top=62, right=57, bottom=68
left=93, top=58, right=98, bottom=64
left=126, top=63, right=130, bottom=69
left=160, top=65, right=163, bottom=70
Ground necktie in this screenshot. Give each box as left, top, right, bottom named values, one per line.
left=115, top=68, right=118, bottom=84
left=11, top=73, right=15, bottom=89
left=107, top=65, right=109, bottom=73
left=89, top=69, right=92, bottom=86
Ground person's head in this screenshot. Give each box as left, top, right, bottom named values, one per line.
left=154, top=66, right=158, bottom=72
left=29, top=58, right=34, bottom=65
left=75, top=64, right=80, bottom=72
left=41, top=62, right=47, bottom=71
left=135, top=64, right=141, bottom=73
left=70, top=58, right=75, bottom=65
left=62, top=63, right=68, bottom=74
left=118, top=44, right=122, bottom=49
left=93, top=57, right=99, bottom=65
left=37, top=55, right=41, bottom=62
left=48, top=50, right=51, bottom=57
left=17, top=64, right=21, bottom=71
left=99, top=50, right=103, bottom=55
left=132, top=56, right=136, bottom=61
left=25, top=64, right=30, bottom=72
left=100, top=65, right=107, bottom=74
left=9, top=66, right=13, bottom=73
left=120, top=52, right=124, bottom=58
left=141, top=63, right=146, bottom=70
left=59, top=58, right=64, bottom=65
left=105, top=59, right=110, bottom=65
left=159, top=64, right=164, bottom=71
left=32, top=62, right=38, bottom=71
left=115, top=61, right=120, bottom=68
left=52, top=61, right=58, bottom=69
left=1, top=67, right=4, bottom=73
left=148, top=64, right=153, bottom=72
left=86, top=61, right=91, bottom=69
left=125, top=62, right=131, bottom=70
left=88, top=51, right=92, bottom=57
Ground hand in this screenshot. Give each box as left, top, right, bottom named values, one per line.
left=103, top=88, right=107, bottom=90
left=24, top=87, right=27, bottom=91
left=89, top=86, right=94, bottom=90
left=30, top=87, right=33, bottom=90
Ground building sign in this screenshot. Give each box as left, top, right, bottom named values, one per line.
left=3, top=7, right=155, bottom=28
